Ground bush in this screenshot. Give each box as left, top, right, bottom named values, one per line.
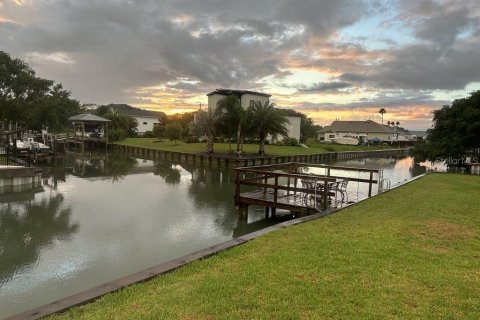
left=142, top=131, right=156, bottom=138
left=184, top=135, right=199, bottom=143
left=108, top=129, right=128, bottom=141
left=282, top=137, right=299, bottom=146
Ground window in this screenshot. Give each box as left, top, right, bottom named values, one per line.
left=143, top=122, right=148, bottom=125
left=329, top=134, right=336, bottom=138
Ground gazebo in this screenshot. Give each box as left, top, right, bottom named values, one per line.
left=67, top=114, right=111, bottom=148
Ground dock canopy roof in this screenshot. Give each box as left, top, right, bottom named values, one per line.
left=68, top=114, right=111, bottom=123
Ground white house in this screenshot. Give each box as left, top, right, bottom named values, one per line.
left=109, top=104, right=166, bottom=135
left=269, top=116, right=301, bottom=143
left=318, top=120, right=412, bottom=144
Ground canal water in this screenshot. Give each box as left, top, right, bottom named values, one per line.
left=0, top=152, right=434, bottom=318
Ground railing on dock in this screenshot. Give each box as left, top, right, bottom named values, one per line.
left=234, top=162, right=380, bottom=217
left=0, top=145, right=32, bottom=167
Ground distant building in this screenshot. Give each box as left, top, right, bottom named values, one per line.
left=207, top=89, right=271, bottom=114
left=409, top=130, right=427, bottom=140
left=108, top=104, right=166, bottom=135
left=318, top=120, right=412, bottom=143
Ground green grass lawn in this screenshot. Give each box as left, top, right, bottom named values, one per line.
left=115, top=138, right=393, bottom=156
left=52, top=174, right=480, bottom=319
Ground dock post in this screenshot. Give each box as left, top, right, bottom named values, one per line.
left=368, top=172, right=373, bottom=197
left=264, top=206, right=270, bottom=219
left=237, top=204, right=248, bottom=219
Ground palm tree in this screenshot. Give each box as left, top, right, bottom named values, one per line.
left=215, top=95, right=247, bottom=153
left=378, top=108, right=386, bottom=124
left=387, top=121, right=391, bottom=126
left=247, top=100, right=289, bottom=155
left=396, top=121, right=400, bottom=127
left=191, top=110, right=216, bottom=153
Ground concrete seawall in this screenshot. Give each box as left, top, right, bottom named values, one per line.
left=110, top=144, right=410, bottom=167
left=0, top=167, right=42, bottom=194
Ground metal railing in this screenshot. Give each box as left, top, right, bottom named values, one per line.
left=0, top=145, right=32, bottom=167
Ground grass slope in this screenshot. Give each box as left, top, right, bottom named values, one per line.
left=114, top=138, right=392, bottom=156
left=52, top=174, right=480, bottom=319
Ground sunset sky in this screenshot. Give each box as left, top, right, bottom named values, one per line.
left=1, top=0, right=480, bottom=129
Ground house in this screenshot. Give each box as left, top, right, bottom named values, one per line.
left=269, top=116, right=302, bottom=143
left=207, top=89, right=271, bottom=114
left=108, top=104, right=166, bottom=135
left=206, top=89, right=301, bottom=142
left=318, top=120, right=412, bottom=144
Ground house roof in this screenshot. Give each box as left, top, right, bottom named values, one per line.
left=206, top=89, right=271, bottom=98
left=68, top=114, right=111, bottom=123
left=108, top=104, right=165, bottom=118
left=326, top=120, right=393, bottom=133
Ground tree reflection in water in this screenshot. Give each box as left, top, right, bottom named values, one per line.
left=0, top=194, right=79, bottom=285
left=153, top=161, right=181, bottom=184
left=65, top=151, right=137, bottom=182
left=187, top=164, right=237, bottom=235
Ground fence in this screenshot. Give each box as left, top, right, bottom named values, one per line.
left=0, top=145, right=31, bottom=167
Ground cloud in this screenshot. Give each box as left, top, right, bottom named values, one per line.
left=297, top=81, right=352, bottom=92
left=0, top=0, right=479, bottom=129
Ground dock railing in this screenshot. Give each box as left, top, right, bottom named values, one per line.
left=234, top=162, right=380, bottom=215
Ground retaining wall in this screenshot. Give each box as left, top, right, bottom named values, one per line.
left=110, top=144, right=410, bottom=167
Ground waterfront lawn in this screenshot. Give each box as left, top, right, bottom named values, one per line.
left=115, top=138, right=392, bottom=155
left=52, top=174, right=480, bottom=319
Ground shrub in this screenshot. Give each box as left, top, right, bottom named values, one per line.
left=108, top=129, right=128, bottom=141
left=142, top=131, right=156, bottom=138
left=184, top=135, right=199, bottom=143
left=282, top=137, right=299, bottom=146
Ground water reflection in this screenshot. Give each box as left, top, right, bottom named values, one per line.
left=65, top=151, right=137, bottom=182
left=153, top=161, right=181, bottom=184
left=0, top=194, right=79, bottom=285
left=188, top=165, right=237, bottom=236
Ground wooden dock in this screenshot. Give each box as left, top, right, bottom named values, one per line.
left=234, top=162, right=381, bottom=219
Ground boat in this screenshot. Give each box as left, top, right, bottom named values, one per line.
left=330, top=136, right=359, bottom=145
left=9, top=137, right=52, bottom=153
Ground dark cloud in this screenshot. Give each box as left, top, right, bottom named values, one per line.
left=339, top=72, right=368, bottom=83
left=415, top=8, right=476, bottom=48
left=371, top=41, right=480, bottom=90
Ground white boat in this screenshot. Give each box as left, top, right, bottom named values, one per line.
left=330, top=136, right=359, bottom=145
left=10, top=138, right=51, bottom=153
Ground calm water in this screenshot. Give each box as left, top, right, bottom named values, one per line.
left=0, top=152, right=430, bottom=318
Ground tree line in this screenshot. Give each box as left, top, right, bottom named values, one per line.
left=0, top=51, right=80, bottom=146
left=413, top=90, right=480, bottom=161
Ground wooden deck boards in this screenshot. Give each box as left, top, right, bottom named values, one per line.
left=237, top=188, right=355, bottom=214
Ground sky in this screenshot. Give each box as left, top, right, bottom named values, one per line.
left=1, top=0, right=480, bottom=129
